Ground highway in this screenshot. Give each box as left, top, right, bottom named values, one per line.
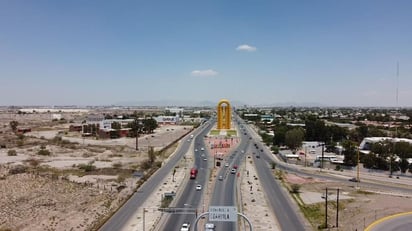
left=237, top=118, right=308, bottom=231
left=99, top=121, right=212, bottom=231
left=161, top=121, right=214, bottom=230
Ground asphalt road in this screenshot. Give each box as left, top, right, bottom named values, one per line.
left=238, top=116, right=308, bottom=231
left=161, top=121, right=214, bottom=230
left=365, top=212, right=412, bottom=231
left=99, top=122, right=212, bottom=231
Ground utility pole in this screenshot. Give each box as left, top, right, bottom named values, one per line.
left=320, top=143, right=325, bottom=171
left=325, top=187, right=328, bottom=228
left=336, top=188, right=340, bottom=228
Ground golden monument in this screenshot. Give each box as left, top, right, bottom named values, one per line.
left=217, top=99, right=231, bottom=130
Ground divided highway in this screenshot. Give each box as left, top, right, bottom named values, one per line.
left=160, top=121, right=214, bottom=230
left=99, top=121, right=213, bottom=231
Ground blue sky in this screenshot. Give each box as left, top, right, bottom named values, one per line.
left=1, top=0, right=411, bottom=107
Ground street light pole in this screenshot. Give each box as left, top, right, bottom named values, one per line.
left=142, top=208, right=146, bottom=231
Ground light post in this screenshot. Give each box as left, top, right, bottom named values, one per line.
left=357, top=146, right=360, bottom=188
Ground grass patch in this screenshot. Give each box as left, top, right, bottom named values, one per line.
left=299, top=203, right=325, bottom=229
left=210, top=130, right=220, bottom=135
left=354, top=190, right=375, bottom=195
left=226, top=130, right=237, bottom=136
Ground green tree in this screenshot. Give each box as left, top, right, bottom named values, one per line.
left=399, top=158, right=409, bottom=174
left=273, top=125, right=288, bottom=146
left=143, top=118, right=158, bottom=134
left=111, top=121, right=121, bottom=130
left=342, top=140, right=357, bottom=166
left=305, top=117, right=327, bottom=141
left=285, top=128, right=304, bottom=151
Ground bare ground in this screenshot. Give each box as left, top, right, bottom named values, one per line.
left=0, top=170, right=116, bottom=231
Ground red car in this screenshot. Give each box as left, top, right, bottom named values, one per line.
left=233, top=165, right=238, bottom=169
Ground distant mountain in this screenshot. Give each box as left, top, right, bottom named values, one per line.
left=248, top=102, right=326, bottom=108
left=114, top=99, right=245, bottom=107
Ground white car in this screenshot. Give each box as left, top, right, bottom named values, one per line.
left=224, top=163, right=229, bottom=167
left=196, top=184, right=202, bottom=191
left=231, top=168, right=236, bottom=174
left=180, top=222, right=190, bottom=231
left=205, top=223, right=215, bottom=230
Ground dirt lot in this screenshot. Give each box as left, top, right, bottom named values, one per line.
left=284, top=173, right=412, bottom=231
left=0, top=110, right=192, bottom=231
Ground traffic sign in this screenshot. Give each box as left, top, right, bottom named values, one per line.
left=208, top=206, right=237, bottom=222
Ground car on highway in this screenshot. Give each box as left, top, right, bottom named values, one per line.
left=233, top=165, right=238, bottom=169
left=180, top=222, right=190, bottom=231
left=201, top=147, right=205, bottom=151
left=231, top=168, right=236, bottom=174
left=205, top=223, right=215, bottom=230
left=203, top=158, right=207, bottom=161
left=196, top=184, right=202, bottom=191
left=224, top=163, right=229, bottom=167
left=349, top=177, right=360, bottom=182
left=218, top=175, right=223, bottom=181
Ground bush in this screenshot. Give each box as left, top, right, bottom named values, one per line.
left=9, top=165, right=27, bottom=174
left=37, top=149, right=51, bottom=156
left=112, top=162, right=122, bottom=169
left=7, top=150, right=17, bottom=156
left=271, top=162, right=277, bottom=169
left=78, top=163, right=96, bottom=172
left=271, top=145, right=279, bottom=154
left=291, top=184, right=301, bottom=193
left=37, top=145, right=51, bottom=156
left=27, top=158, right=40, bottom=167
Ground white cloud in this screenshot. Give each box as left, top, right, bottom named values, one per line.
left=191, top=69, right=218, bottom=77
left=236, top=44, right=257, bottom=52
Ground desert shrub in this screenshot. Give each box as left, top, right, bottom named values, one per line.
left=78, top=163, right=96, bottom=172
left=112, top=162, right=122, bottom=169
left=17, top=140, right=24, bottom=147
left=140, top=159, right=153, bottom=170
left=37, top=147, right=51, bottom=156
left=155, top=161, right=162, bottom=168
left=27, top=158, right=40, bottom=167
left=7, top=150, right=17, bottom=156
left=116, top=175, right=126, bottom=183
left=9, top=165, right=27, bottom=174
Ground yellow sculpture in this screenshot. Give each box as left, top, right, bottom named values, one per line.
left=217, top=99, right=231, bottom=130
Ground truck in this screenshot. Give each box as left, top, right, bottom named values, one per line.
left=190, top=167, right=198, bottom=179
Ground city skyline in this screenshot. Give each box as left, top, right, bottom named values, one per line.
left=1, top=1, right=411, bottom=107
